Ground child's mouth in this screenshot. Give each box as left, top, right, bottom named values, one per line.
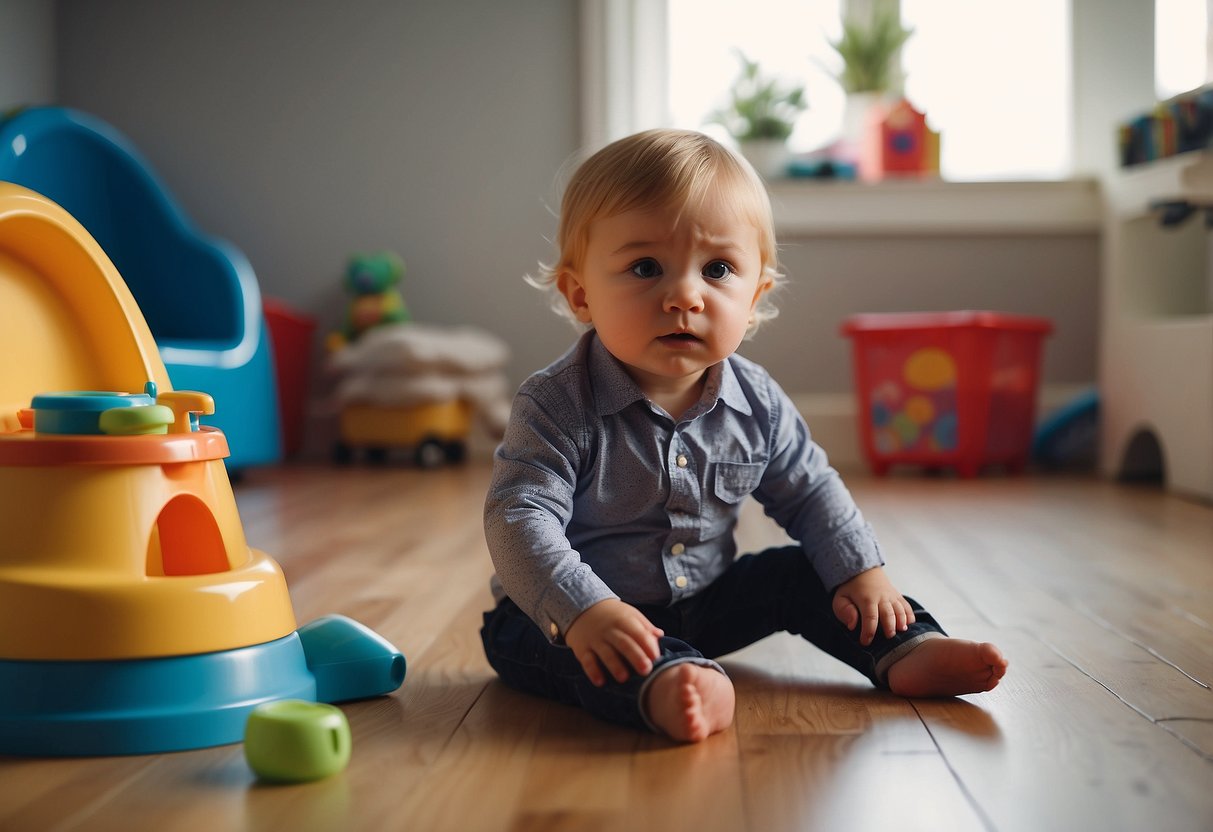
left=658, top=332, right=701, bottom=346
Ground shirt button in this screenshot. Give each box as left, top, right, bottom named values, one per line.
left=671, top=542, right=686, bottom=556
left=675, top=576, right=689, bottom=588
left=676, top=454, right=688, bottom=468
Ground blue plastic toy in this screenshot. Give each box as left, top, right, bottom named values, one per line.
left=1032, top=386, right=1099, bottom=468
left=0, top=106, right=281, bottom=470
left=0, top=616, right=404, bottom=756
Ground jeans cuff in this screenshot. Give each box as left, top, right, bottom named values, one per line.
left=873, top=631, right=946, bottom=684
left=637, top=657, right=728, bottom=734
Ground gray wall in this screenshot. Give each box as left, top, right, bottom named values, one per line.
left=28, top=1, right=1097, bottom=429
left=0, top=0, right=55, bottom=107
left=748, top=234, right=1099, bottom=391
left=53, top=0, right=583, bottom=391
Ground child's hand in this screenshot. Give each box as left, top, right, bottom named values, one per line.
left=832, top=567, right=916, bottom=646
left=564, top=599, right=664, bottom=687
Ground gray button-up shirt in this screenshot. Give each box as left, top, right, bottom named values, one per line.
left=485, top=331, right=883, bottom=641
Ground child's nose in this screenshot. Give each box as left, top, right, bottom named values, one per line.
left=662, top=273, right=704, bottom=313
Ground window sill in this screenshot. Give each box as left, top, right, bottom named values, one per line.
left=767, top=177, right=1103, bottom=237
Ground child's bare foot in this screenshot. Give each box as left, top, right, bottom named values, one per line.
left=644, top=663, right=735, bottom=742
left=886, top=637, right=1008, bottom=698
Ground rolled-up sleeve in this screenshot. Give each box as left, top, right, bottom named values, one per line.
left=484, top=388, right=618, bottom=640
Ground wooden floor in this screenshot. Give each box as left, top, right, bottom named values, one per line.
left=2, top=461, right=1211, bottom=831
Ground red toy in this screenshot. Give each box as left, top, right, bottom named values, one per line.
left=874, top=99, right=939, bottom=178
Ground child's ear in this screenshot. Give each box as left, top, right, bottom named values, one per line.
left=750, top=272, right=775, bottom=310
left=556, top=268, right=594, bottom=324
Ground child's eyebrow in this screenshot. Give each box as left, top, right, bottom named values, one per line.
left=701, top=237, right=748, bottom=255
left=611, top=240, right=660, bottom=256
left=609, top=233, right=752, bottom=258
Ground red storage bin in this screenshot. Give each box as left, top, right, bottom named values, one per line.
left=263, top=298, right=317, bottom=458
left=841, top=311, right=1052, bottom=477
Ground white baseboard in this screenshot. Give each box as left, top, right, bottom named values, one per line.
left=791, top=383, right=1094, bottom=469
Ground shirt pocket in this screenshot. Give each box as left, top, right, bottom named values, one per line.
left=712, top=461, right=765, bottom=504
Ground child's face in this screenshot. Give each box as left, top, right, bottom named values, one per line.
left=558, top=184, right=772, bottom=401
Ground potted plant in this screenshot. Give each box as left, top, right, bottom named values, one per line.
left=829, top=2, right=913, bottom=97
left=709, top=52, right=807, bottom=179
left=827, top=1, right=914, bottom=171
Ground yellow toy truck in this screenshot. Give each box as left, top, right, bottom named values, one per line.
left=333, top=399, right=472, bottom=468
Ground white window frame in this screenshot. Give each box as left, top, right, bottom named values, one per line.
left=579, top=0, right=669, bottom=155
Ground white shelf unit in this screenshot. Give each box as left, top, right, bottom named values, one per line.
left=1100, top=153, right=1213, bottom=501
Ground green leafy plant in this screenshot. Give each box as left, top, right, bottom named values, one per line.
left=828, top=5, right=913, bottom=94
left=710, top=52, right=808, bottom=142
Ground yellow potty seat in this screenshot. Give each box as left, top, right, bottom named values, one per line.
left=0, top=183, right=404, bottom=755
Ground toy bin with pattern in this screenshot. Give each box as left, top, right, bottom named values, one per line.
left=841, top=311, right=1053, bottom=478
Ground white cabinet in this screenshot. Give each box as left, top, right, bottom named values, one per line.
left=1100, top=153, right=1213, bottom=501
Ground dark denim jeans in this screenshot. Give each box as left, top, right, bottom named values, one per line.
left=480, top=545, right=945, bottom=733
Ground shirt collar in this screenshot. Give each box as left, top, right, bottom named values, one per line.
left=712, top=355, right=753, bottom=417
left=587, top=333, right=645, bottom=416
left=587, top=332, right=753, bottom=419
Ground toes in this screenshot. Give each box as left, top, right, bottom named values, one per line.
left=978, top=642, right=1007, bottom=666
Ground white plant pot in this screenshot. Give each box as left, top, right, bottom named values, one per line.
left=738, top=139, right=790, bottom=180
left=838, top=92, right=896, bottom=180
left=837, top=92, right=882, bottom=162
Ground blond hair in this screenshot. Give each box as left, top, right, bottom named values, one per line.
left=529, top=128, right=783, bottom=336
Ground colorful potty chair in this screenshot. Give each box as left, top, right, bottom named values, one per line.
left=0, top=184, right=404, bottom=756
left=0, top=105, right=281, bottom=470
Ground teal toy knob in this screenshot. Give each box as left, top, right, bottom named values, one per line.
left=243, top=700, right=352, bottom=782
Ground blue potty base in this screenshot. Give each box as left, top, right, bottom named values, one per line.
left=0, top=634, right=317, bottom=757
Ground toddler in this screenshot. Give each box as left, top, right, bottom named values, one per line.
left=482, top=128, right=1007, bottom=742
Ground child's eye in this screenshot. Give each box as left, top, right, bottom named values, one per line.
left=629, top=258, right=662, bottom=279
left=703, top=261, right=733, bottom=281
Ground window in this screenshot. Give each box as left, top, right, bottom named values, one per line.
left=604, top=0, right=1212, bottom=181
left=669, top=0, right=1071, bottom=181
left=1156, top=0, right=1208, bottom=99
left=667, top=0, right=845, bottom=157
left=899, top=1, right=1070, bottom=181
